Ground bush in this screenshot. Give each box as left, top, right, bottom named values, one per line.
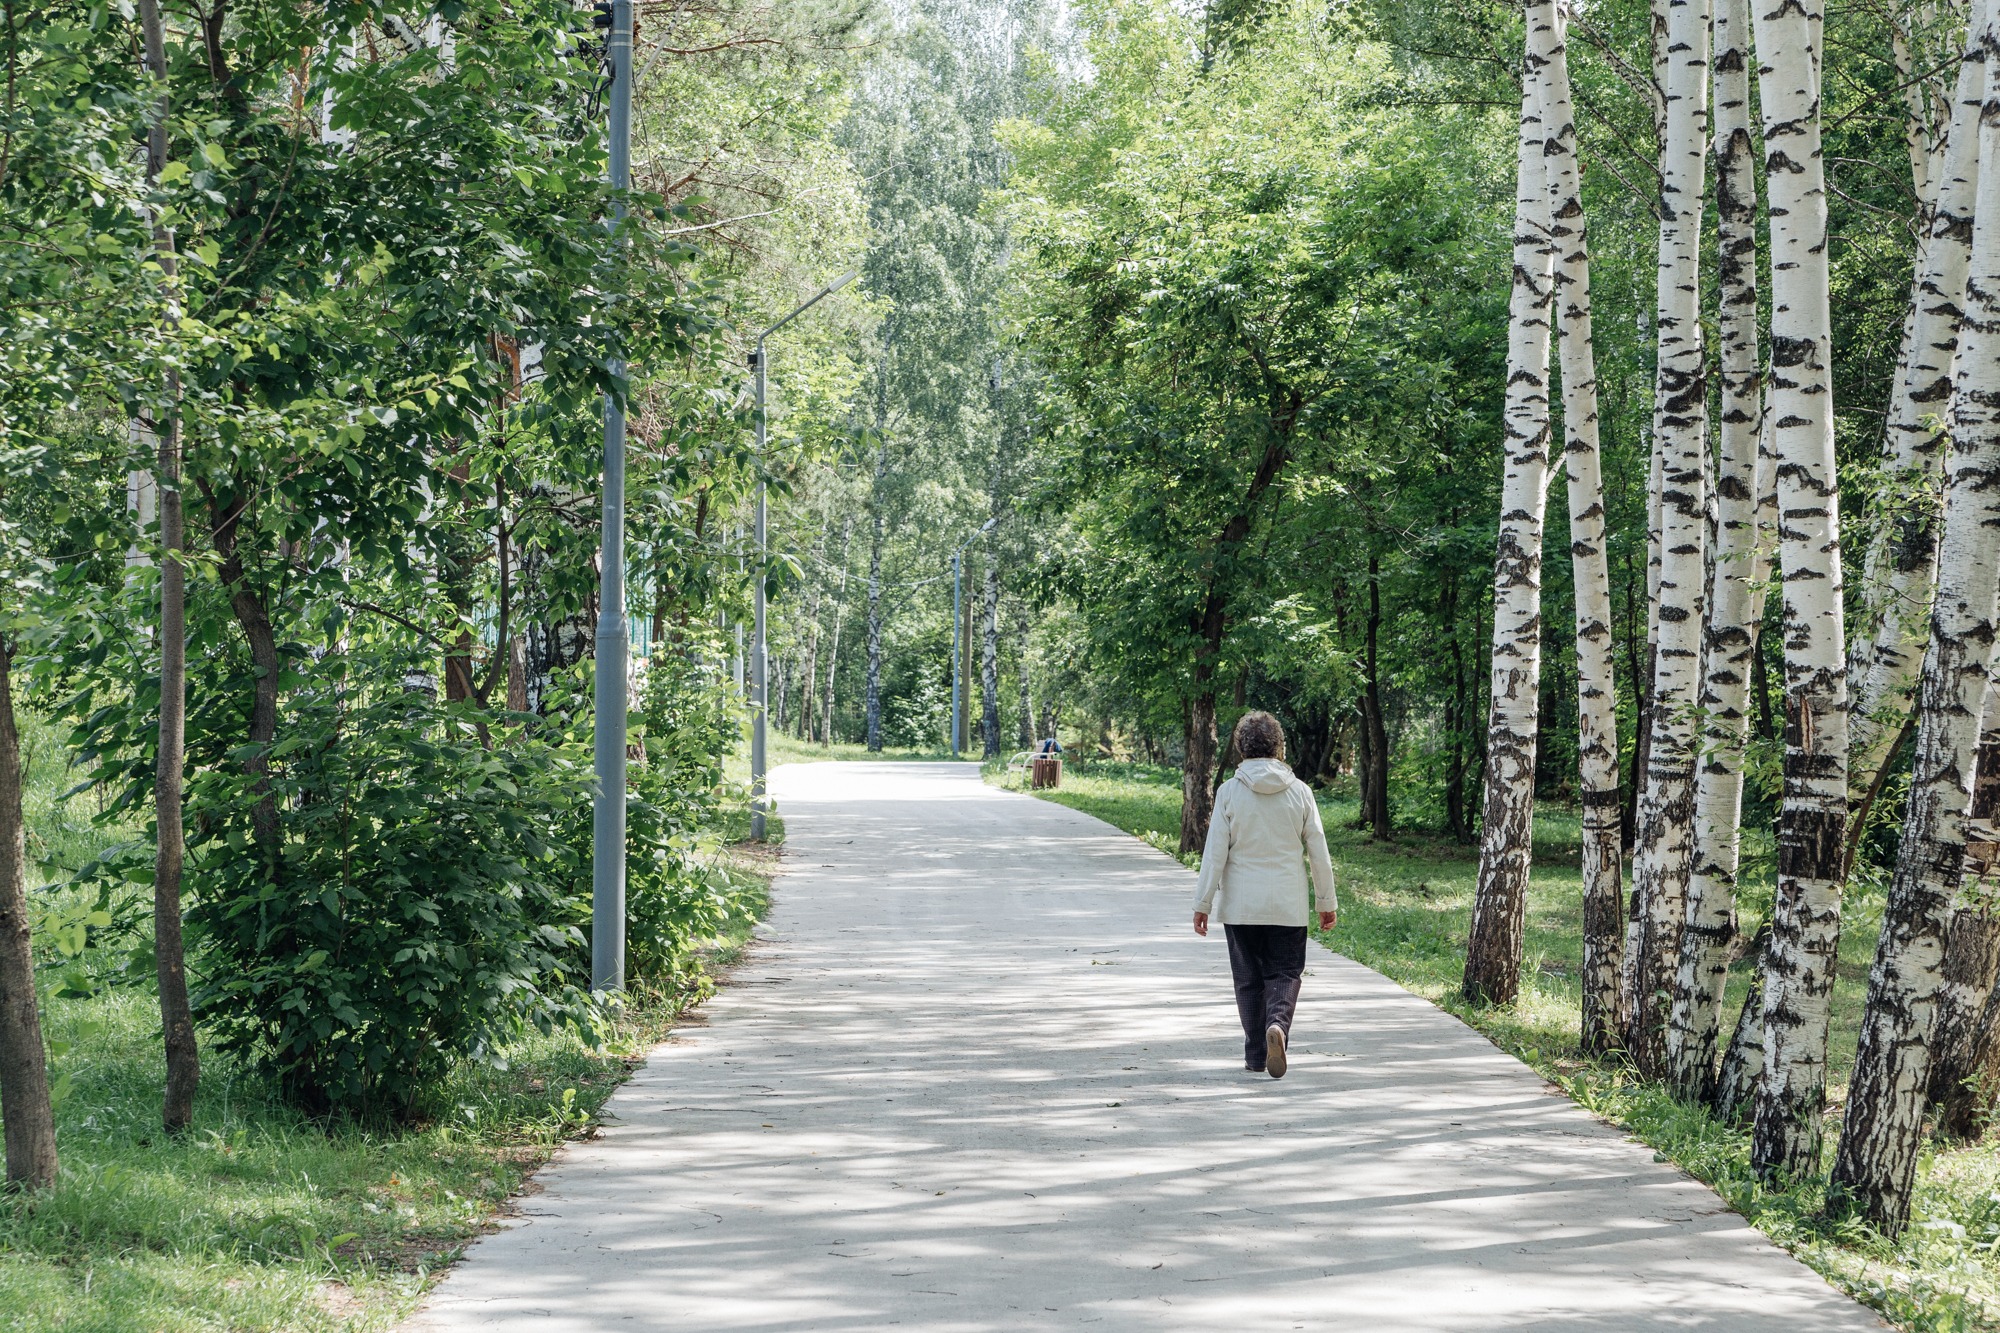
left=625, top=649, right=742, bottom=992
left=539, top=646, right=747, bottom=999
left=189, top=695, right=598, bottom=1119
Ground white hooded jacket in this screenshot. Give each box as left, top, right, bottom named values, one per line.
left=1191, top=758, right=1337, bottom=927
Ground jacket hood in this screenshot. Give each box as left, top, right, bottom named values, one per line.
left=1235, top=757, right=1295, bottom=795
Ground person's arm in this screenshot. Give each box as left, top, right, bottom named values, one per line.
left=1192, top=789, right=1232, bottom=933
left=1303, top=791, right=1337, bottom=929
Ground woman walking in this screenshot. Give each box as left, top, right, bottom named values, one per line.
left=1191, top=712, right=1337, bottom=1078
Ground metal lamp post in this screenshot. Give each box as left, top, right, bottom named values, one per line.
left=591, top=0, right=634, bottom=994
left=950, top=517, right=998, bottom=759
left=750, top=269, right=858, bottom=840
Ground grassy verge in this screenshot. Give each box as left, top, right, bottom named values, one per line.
left=992, top=755, right=2000, bottom=1333
left=761, top=732, right=972, bottom=766
left=4, top=718, right=778, bottom=1333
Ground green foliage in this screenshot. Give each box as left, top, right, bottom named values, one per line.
left=189, top=689, right=597, bottom=1119
left=1000, top=0, right=1509, bottom=805
left=614, top=646, right=748, bottom=996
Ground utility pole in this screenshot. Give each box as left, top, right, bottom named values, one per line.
left=591, top=0, right=633, bottom=994
left=752, top=350, right=768, bottom=840
left=751, top=269, right=858, bottom=839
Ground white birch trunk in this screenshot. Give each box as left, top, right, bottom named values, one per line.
left=980, top=561, right=1001, bottom=758
left=1018, top=603, right=1035, bottom=748
left=1711, top=380, right=1783, bottom=1117
left=1926, top=672, right=2000, bottom=1139
left=1898, top=11, right=1937, bottom=204
left=1462, top=0, right=1558, bottom=1006
left=1827, top=10, right=2000, bottom=1228
left=1544, top=3, right=1623, bottom=1053
left=1626, top=0, right=1712, bottom=1078
left=865, top=445, right=887, bottom=752
left=1665, top=0, right=1767, bottom=1101
left=1621, top=440, right=1667, bottom=1027
left=1849, top=0, right=1989, bottom=795
left=1750, top=0, right=1853, bottom=1181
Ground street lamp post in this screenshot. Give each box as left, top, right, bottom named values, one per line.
left=750, top=269, right=858, bottom=840
left=950, top=517, right=998, bottom=759
left=591, top=0, right=633, bottom=994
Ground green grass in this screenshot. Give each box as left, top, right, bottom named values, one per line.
left=761, top=731, right=970, bottom=766
left=4, top=715, right=777, bottom=1333
left=992, top=754, right=2000, bottom=1333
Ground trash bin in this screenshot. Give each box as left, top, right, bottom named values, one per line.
left=1031, top=755, right=1062, bottom=789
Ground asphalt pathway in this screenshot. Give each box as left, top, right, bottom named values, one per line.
left=409, top=761, right=1885, bottom=1331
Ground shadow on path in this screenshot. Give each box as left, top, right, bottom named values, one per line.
left=407, top=762, right=1884, bottom=1332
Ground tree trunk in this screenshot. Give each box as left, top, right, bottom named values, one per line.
left=1624, top=445, right=1664, bottom=857
left=796, top=528, right=826, bottom=741
left=960, top=576, right=974, bottom=754
left=1828, top=17, right=2000, bottom=1225
left=1928, top=916, right=2000, bottom=1138
left=1847, top=0, right=1988, bottom=803
left=1714, top=921, right=1773, bottom=1125
left=820, top=517, right=851, bottom=746
left=1181, top=691, right=1219, bottom=855
left=980, top=562, right=1001, bottom=758
left=141, top=0, right=198, bottom=1134
left=1017, top=602, right=1034, bottom=749
left=773, top=655, right=788, bottom=736
left=203, top=480, right=285, bottom=878
left=1444, top=567, right=1474, bottom=843
left=0, top=639, right=57, bottom=1190
left=1750, top=0, right=1854, bottom=1182
left=1942, top=957, right=2000, bottom=1143
left=1666, top=0, right=1767, bottom=1100
left=1927, top=676, right=2000, bottom=1140
left=1625, top=0, right=1711, bottom=1079
left=1543, top=9, right=1622, bottom=1054
left=797, top=599, right=821, bottom=740
left=1356, top=554, right=1392, bottom=839
left=865, top=445, right=887, bottom=752
left=1463, top=0, right=1557, bottom=1007
left=506, top=636, right=529, bottom=712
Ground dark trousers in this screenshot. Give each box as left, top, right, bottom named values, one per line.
left=1225, top=925, right=1308, bottom=1069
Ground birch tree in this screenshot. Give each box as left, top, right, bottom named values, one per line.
left=1664, top=0, right=1768, bottom=1101
left=1622, top=442, right=1666, bottom=1009
left=1750, top=0, right=1853, bottom=1181
left=1542, top=1, right=1622, bottom=1051
left=794, top=519, right=828, bottom=739
left=1624, top=0, right=1711, bottom=1076
left=980, top=560, right=1001, bottom=757
left=1017, top=604, right=1034, bottom=747
left=819, top=520, right=853, bottom=746
left=865, top=437, right=888, bottom=751
left=1847, top=0, right=1990, bottom=800
left=1925, top=673, right=2000, bottom=1139
left=1828, top=10, right=2000, bottom=1227
left=1462, top=0, right=1557, bottom=1006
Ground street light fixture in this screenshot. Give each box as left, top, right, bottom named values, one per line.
left=750, top=268, right=858, bottom=840
left=951, top=516, right=999, bottom=759
left=591, top=0, right=634, bottom=994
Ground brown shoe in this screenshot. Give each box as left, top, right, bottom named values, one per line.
left=1266, top=1025, right=1287, bottom=1079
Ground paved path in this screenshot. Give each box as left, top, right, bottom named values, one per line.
left=410, top=762, right=1884, bottom=1331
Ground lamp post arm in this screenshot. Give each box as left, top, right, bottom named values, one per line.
left=760, top=269, right=858, bottom=345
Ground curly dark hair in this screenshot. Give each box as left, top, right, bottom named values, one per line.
left=1232, top=710, right=1285, bottom=761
